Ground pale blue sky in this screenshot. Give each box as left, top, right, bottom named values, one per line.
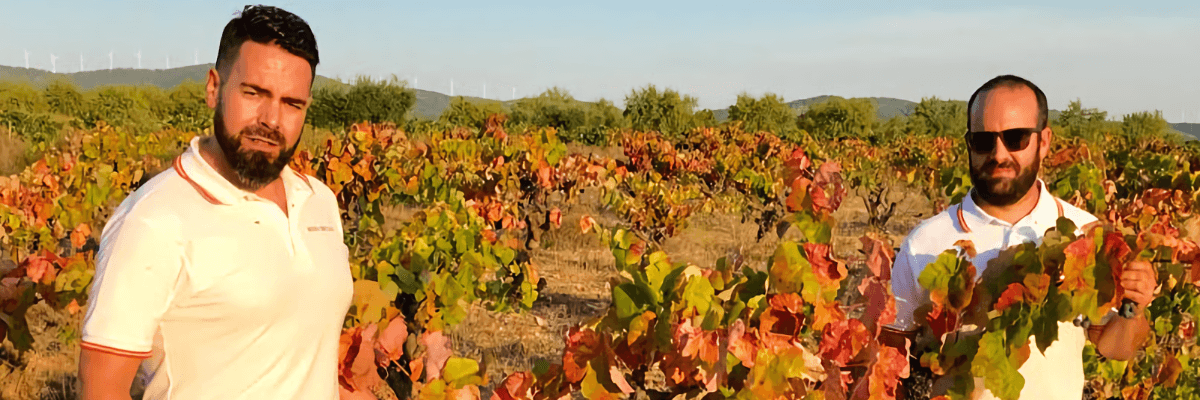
left=3, top=1, right=1199, bottom=121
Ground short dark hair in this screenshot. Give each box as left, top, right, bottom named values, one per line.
left=215, top=5, right=318, bottom=85
left=967, top=75, right=1048, bottom=130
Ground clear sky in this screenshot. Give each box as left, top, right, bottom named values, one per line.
left=3, top=1, right=1199, bottom=122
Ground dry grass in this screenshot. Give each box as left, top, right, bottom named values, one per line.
left=0, top=304, right=83, bottom=400
left=0, top=129, right=33, bottom=176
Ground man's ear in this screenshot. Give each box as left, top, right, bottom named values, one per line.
left=205, top=68, right=221, bottom=110
left=1039, top=126, right=1053, bottom=157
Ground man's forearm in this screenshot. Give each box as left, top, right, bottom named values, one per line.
left=79, top=347, right=140, bottom=400
left=1093, top=313, right=1151, bottom=361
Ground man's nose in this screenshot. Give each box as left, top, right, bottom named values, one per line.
left=258, top=100, right=281, bottom=131
left=988, top=135, right=1013, bottom=159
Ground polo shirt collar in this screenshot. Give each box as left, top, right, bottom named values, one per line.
left=176, top=136, right=313, bottom=206
left=960, top=179, right=1057, bottom=230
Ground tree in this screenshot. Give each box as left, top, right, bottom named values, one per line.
left=43, top=80, right=85, bottom=118
left=0, top=81, right=48, bottom=113
left=796, top=96, right=876, bottom=141
left=438, top=97, right=507, bottom=129
left=81, top=85, right=159, bottom=133
left=510, top=88, right=625, bottom=145
left=307, top=76, right=416, bottom=130
left=907, top=96, right=966, bottom=138
left=1054, top=99, right=1110, bottom=143
left=727, top=93, right=799, bottom=139
left=511, top=88, right=585, bottom=132
left=163, top=81, right=212, bottom=133
left=1122, top=111, right=1177, bottom=145
left=344, top=76, right=415, bottom=125
left=623, top=85, right=699, bottom=138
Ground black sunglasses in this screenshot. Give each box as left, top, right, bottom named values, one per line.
left=964, top=127, right=1040, bottom=154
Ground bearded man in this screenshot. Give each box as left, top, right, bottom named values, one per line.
left=79, top=6, right=352, bottom=399
left=882, top=75, right=1154, bottom=399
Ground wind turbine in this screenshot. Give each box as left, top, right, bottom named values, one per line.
left=450, top=78, right=454, bottom=96
left=166, top=54, right=170, bottom=69
left=108, top=50, right=113, bottom=70
left=50, top=54, right=58, bottom=73
left=136, top=49, right=142, bottom=69
left=24, top=49, right=29, bottom=69
left=483, top=83, right=487, bottom=99
left=414, top=76, right=418, bottom=90
left=512, top=87, right=516, bottom=100
left=194, top=49, right=198, bottom=65
left=80, top=53, right=85, bottom=72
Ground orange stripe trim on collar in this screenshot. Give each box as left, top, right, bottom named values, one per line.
left=173, top=155, right=224, bottom=205
left=956, top=198, right=1065, bottom=234
left=956, top=203, right=972, bottom=234
left=291, top=169, right=313, bottom=191
left=81, top=341, right=153, bottom=359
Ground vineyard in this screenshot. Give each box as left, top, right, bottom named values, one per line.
left=0, top=94, right=1199, bottom=400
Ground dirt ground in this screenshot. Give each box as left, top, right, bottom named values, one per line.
left=0, top=182, right=933, bottom=400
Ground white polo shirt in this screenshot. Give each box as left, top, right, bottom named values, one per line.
left=889, top=180, right=1098, bottom=400
left=82, top=136, right=354, bottom=399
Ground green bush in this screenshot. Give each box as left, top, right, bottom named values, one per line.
left=0, top=81, right=48, bottom=113
left=510, top=88, right=624, bottom=146
left=308, top=76, right=416, bottom=130
left=438, top=97, right=507, bottom=130
left=161, top=81, right=212, bottom=133
left=907, top=96, right=966, bottom=137
left=623, top=85, right=700, bottom=139
left=796, top=96, right=876, bottom=141
left=0, top=109, right=61, bottom=148
left=728, top=93, right=799, bottom=139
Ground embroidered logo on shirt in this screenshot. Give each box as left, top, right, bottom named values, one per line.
left=307, top=226, right=337, bottom=232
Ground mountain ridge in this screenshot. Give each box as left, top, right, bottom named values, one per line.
left=1, top=65, right=1196, bottom=140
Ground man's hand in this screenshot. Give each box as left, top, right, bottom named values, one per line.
left=1120, top=260, right=1156, bottom=313
left=1089, top=260, right=1155, bottom=360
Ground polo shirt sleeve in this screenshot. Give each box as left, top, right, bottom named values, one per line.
left=889, top=238, right=926, bottom=331
left=82, top=213, right=184, bottom=358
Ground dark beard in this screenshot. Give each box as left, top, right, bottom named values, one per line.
left=968, top=150, right=1040, bottom=207
left=213, top=108, right=298, bottom=191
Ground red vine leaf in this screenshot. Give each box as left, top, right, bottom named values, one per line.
left=728, top=319, right=759, bottom=367
left=810, top=161, right=845, bottom=214
left=421, top=330, right=453, bottom=381
left=994, top=283, right=1028, bottom=312
left=563, top=327, right=603, bottom=383
left=549, top=208, right=562, bottom=229
left=373, top=315, right=409, bottom=368
left=819, top=319, right=870, bottom=367
left=805, top=242, right=846, bottom=286
left=491, top=371, right=534, bottom=400
left=858, top=278, right=897, bottom=336
left=70, top=223, right=92, bottom=250
left=338, top=324, right=385, bottom=395
left=579, top=215, right=597, bottom=234
left=1156, top=354, right=1183, bottom=387
left=860, top=234, right=895, bottom=280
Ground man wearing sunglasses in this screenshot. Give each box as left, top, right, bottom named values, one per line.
left=882, top=75, right=1153, bottom=399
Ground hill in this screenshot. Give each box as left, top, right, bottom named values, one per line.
left=0, top=64, right=511, bottom=120
left=4, top=65, right=1194, bottom=131
left=1172, top=123, right=1200, bottom=141
left=710, top=96, right=920, bottom=121
left=0, top=64, right=344, bottom=91
left=409, top=89, right=506, bottom=120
